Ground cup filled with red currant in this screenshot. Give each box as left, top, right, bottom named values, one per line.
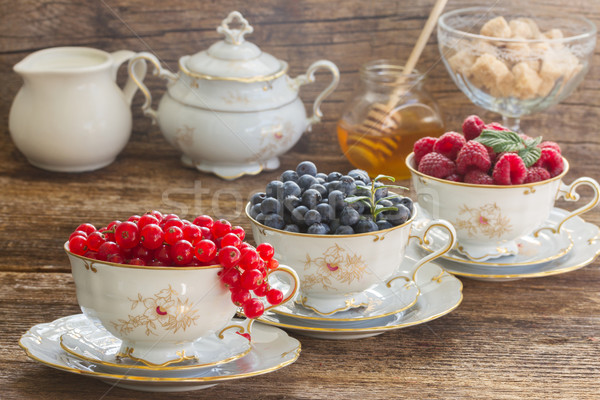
left=406, top=115, right=600, bottom=261
left=65, top=212, right=299, bottom=366
left=246, top=161, right=456, bottom=316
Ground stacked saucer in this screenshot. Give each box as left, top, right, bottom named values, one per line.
left=257, top=259, right=463, bottom=340
left=19, top=316, right=300, bottom=392
left=412, top=205, right=600, bottom=281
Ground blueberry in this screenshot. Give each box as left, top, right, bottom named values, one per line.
left=340, top=207, right=360, bottom=226
left=307, top=222, right=329, bottom=235
left=335, top=225, right=355, bottom=235
left=304, top=209, right=322, bottom=226
left=291, top=205, right=309, bottom=225
left=378, top=199, right=394, bottom=208
left=329, top=218, right=341, bottom=233
left=348, top=169, right=371, bottom=184
left=339, top=175, right=356, bottom=196
left=316, top=177, right=326, bottom=184
left=354, top=185, right=370, bottom=197
left=283, top=195, right=301, bottom=212
left=374, top=182, right=388, bottom=200
left=376, top=220, right=394, bottom=230
left=249, top=205, right=259, bottom=219
left=266, top=180, right=284, bottom=198
left=297, top=174, right=318, bottom=191
left=384, top=204, right=410, bottom=226
left=309, top=183, right=328, bottom=198
left=256, top=213, right=266, bottom=224
left=253, top=203, right=262, bottom=215
left=327, top=172, right=343, bottom=182
left=281, top=170, right=299, bottom=182
left=399, top=197, right=414, bottom=214
left=328, top=190, right=346, bottom=211
left=327, top=181, right=341, bottom=194
left=296, top=161, right=318, bottom=177
left=264, top=213, right=285, bottom=230
left=316, top=203, right=335, bottom=223
left=283, top=181, right=302, bottom=198
left=316, top=173, right=328, bottom=181
left=355, top=218, right=378, bottom=233
left=284, top=224, right=300, bottom=233
left=251, top=192, right=266, bottom=205
left=261, top=197, right=281, bottom=215
left=350, top=200, right=367, bottom=215
left=301, top=189, right=322, bottom=209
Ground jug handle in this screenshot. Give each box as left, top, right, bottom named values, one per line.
left=292, top=60, right=340, bottom=130
left=127, top=52, right=178, bottom=124
left=110, top=50, right=147, bottom=106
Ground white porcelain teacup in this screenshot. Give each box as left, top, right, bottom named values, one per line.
left=66, top=244, right=299, bottom=366
left=406, top=153, right=600, bottom=261
left=246, top=203, right=456, bottom=315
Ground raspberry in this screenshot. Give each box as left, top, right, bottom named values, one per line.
left=418, top=152, right=456, bottom=179
left=462, top=115, right=485, bottom=140
left=445, top=173, right=462, bottom=182
left=433, top=131, right=466, bottom=161
left=492, top=153, right=527, bottom=185
left=413, top=137, right=437, bottom=165
left=464, top=169, right=494, bottom=185
left=524, top=166, right=551, bottom=183
left=533, top=148, right=564, bottom=177
left=456, top=141, right=492, bottom=174
left=484, top=122, right=509, bottom=131
left=539, top=141, right=561, bottom=154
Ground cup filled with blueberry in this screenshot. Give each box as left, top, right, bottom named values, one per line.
left=65, top=212, right=299, bottom=366
left=406, top=115, right=600, bottom=261
left=246, top=161, right=456, bottom=315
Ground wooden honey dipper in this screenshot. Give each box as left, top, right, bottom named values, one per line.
left=357, top=0, right=448, bottom=136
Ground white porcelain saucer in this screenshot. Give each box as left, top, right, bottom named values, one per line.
left=414, top=205, right=574, bottom=267
left=268, top=273, right=420, bottom=322
left=257, top=261, right=463, bottom=340
left=59, top=319, right=251, bottom=372
left=419, top=207, right=600, bottom=281
left=19, top=315, right=300, bottom=392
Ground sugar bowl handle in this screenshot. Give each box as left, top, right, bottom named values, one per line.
left=127, top=52, right=178, bottom=124
left=293, top=60, right=340, bottom=128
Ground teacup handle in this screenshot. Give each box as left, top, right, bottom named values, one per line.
left=387, top=219, right=457, bottom=287
left=109, top=50, right=148, bottom=106
left=127, top=52, right=178, bottom=124
left=536, top=177, right=600, bottom=236
left=217, top=265, right=299, bottom=340
left=292, top=60, right=340, bottom=128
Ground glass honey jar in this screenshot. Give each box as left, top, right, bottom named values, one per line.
left=337, top=60, right=445, bottom=180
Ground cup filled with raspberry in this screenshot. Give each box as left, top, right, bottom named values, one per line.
left=245, top=161, right=457, bottom=315
left=65, top=212, right=299, bottom=366
left=406, top=115, right=600, bottom=261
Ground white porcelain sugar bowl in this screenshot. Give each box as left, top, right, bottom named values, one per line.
left=128, top=11, right=340, bottom=179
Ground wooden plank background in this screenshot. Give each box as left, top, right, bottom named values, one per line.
left=1, top=0, right=599, bottom=399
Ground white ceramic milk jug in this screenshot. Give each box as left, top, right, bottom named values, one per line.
left=9, top=47, right=146, bottom=172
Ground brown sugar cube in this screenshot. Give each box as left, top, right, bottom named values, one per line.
left=540, top=48, right=579, bottom=81
left=474, top=39, right=498, bottom=57
left=544, top=29, right=564, bottom=40
left=448, top=49, right=477, bottom=76
left=509, top=19, right=535, bottom=39
left=505, top=42, right=540, bottom=71
left=513, top=18, right=542, bottom=39
left=511, top=62, right=542, bottom=99
left=468, top=53, right=511, bottom=94
left=480, top=16, right=512, bottom=38
left=495, top=71, right=515, bottom=97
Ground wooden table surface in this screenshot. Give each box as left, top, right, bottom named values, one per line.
left=1, top=1, right=600, bottom=399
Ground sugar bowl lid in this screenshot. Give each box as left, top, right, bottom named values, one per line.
left=181, top=11, right=286, bottom=82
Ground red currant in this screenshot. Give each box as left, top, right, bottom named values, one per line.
left=238, top=248, right=261, bottom=270
left=199, top=226, right=212, bottom=240
left=163, top=213, right=180, bottom=221
left=69, top=230, right=88, bottom=241
left=164, top=226, right=184, bottom=245
left=240, top=269, right=264, bottom=291
left=84, top=251, right=99, bottom=260
left=182, top=224, right=202, bottom=244
left=170, top=240, right=194, bottom=265
left=106, top=220, right=121, bottom=231
left=221, top=267, right=241, bottom=288
left=266, top=288, right=284, bottom=305
left=218, top=245, right=241, bottom=268
left=138, top=214, right=159, bottom=230
left=128, top=257, right=145, bottom=266
left=86, top=231, right=106, bottom=252
left=243, top=298, right=265, bottom=319
left=231, top=287, right=251, bottom=306
left=148, top=210, right=164, bottom=223
left=211, top=219, right=232, bottom=238
left=69, top=235, right=88, bottom=255
left=131, top=245, right=153, bottom=262
left=127, top=215, right=141, bottom=224
left=108, top=253, right=125, bottom=264
left=154, top=244, right=172, bottom=264
left=163, top=218, right=184, bottom=230
left=115, top=221, right=140, bottom=249
left=256, top=243, right=275, bottom=261
left=267, top=258, right=279, bottom=270
left=194, top=239, right=217, bottom=263
left=253, top=282, right=269, bottom=297
left=140, top=224, right=164, bottom=250
left=231, top=226, right=246, bottom=240
left=220, top=233, right=242, bottom=248
left=76, top=223, right=96, bottom=235
left=193, top=215, right=213, bottom=228
left=98, top=241, right=121, bottom=261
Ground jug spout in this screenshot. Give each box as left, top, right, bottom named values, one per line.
left=13, top=47, right=114, bottom=77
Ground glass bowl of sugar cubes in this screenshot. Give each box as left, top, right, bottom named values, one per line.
left=437, top=7, right=596, bottom=132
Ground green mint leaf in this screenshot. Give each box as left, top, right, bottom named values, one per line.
left=375, top=194, right=403, bottom=204
left=373, top=184, right=408, bottom=191
left=525, top=136, right=542, bottom=148
left=474, top=130, right=525, bottom=153
left=355, top=185, right=372, bottom=191
left=373, top=174, right=396, bottom=183
left=518, top=146, right=541, bottom=168
left=373, top=206, right=399, bottom=217
left=344, top=196, right=371, bottom=204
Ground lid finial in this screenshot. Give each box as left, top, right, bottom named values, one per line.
left=217, top=11, right=254, bottom=46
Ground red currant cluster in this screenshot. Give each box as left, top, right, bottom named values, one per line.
left=67, top=211, right=284, bottom=319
